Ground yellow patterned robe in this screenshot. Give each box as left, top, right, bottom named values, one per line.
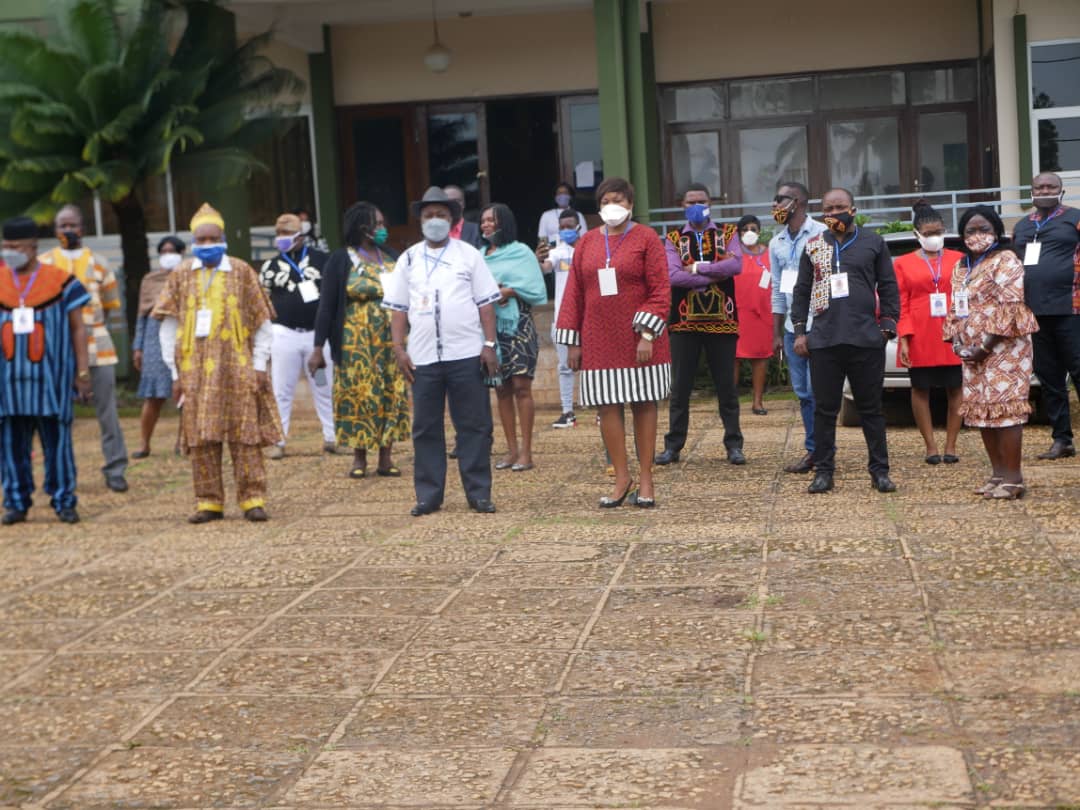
left=152, top=257, right=283, bottom=449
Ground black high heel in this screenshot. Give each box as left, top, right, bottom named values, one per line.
left=599, top=480, right=634, bottom=509
left=629, top=491, right=656, bottom=508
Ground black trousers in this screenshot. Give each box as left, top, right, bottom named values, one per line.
left=664, top=332, right=742, bottom=453
left=411, top=356, right=493, bottom=506
left=809, top=343, right=889, bottom=476
left=1032, top=314, right=1080, bottom=442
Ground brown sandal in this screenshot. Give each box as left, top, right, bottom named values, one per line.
left=984, top=482, right=1025, bottom=500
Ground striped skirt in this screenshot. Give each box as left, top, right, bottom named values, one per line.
left=579, top=363, right=671, bottom=407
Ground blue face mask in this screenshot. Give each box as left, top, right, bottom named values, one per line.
left=559, top=228, right=580, bottom=245
left=686, top=203, right=710, bottom=226
left=193, top=243, right=227, bottom=267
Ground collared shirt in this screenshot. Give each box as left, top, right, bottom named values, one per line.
left=768, top=217, right=827, bottom=333
left=259, top=246, right=329, bottom=330
left=1012, top=205, right=1080, bottom=316
left=381, top=238, right=501, bottom=367
left=41, top=246, right=121, bottom=366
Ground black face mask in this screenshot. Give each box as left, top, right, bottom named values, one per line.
left=59, top=229, right=81, bottom=250
left=823, top=210, right=855, bottom=235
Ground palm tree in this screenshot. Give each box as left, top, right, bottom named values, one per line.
left=0, top=0, right=302, bottom=332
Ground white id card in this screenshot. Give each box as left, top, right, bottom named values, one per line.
left=759, top=269, right=771, bottom=289
left=378, top=273, right=392, bottom=297
left=954, top=290, right=970, bottom=317
left=12, top=306, right=34, bottom=335
left=297, top=280, right=319, bottom=303
left=1023, top=241, right=1042, bottom=266
left=779, top=269, right=798, bottom=295
left=413, top=287, right=435, bottom=316
left=195, top=308, right=213, bottom=338
left=598, top=266, right=618, bottom=297
left=830, top=272, right=850, bottom=298
left=929, top=292, right=948, bottom=318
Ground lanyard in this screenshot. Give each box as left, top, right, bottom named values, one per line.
left=921, top=250, right=943, bottom=290
left=833, top=227, right=858, bottom=271
left=962, top=243, right=998, bottom=286
left=694, top=230, right=705, bottom=262
left=423, top=243, right=450, bottom=284
left=10, top=265, right=40, bottom=306
left=354, top=245, right=384, bottom=266
left=280, top=245, right=309, bottom=281
left=604, top=224, right=631, bottom=266
left=749, top=253, right=768, bottom=273
left=1032, top=206, right=1063, bottom=239
left=198, top=265, right=221, bottom=304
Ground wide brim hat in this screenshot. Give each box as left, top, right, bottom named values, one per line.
left=410, top=186, right=462, bottom=220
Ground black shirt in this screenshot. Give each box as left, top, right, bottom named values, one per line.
left=791, top=227, right=900, bottom=350
left=258, top=246, right=329, bottom=330
left=1012, top=206, right=1080, bottom=316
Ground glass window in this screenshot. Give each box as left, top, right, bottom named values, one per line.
left=1038, top=116, right=1080, bottom=173
left=662, top=85, right=724, bottom=123
left=828, top=117, right=901, bottom=197
left=738, top=126, right=808, bottom=205
left=567, top=99, right=602, bottom=190
left=917, top=112, right=969, bottom=192
left=909, top=66, right=976, bottom=104
left=820, top=71, right=905, bottom=110
left=352, top=116, right=408, bottom=227
left=248, top=116, right=316, bottom=227
left=428, top=111, right=481, bottom=217
left=671, top=131, right=721, bottom=200
left=730, top=78, right=813, bottom=119
left=1031, top=41, right=1080, bottom=109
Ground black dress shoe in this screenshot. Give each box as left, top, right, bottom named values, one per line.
left=2, top=509, right=27, bottom=525
left=57, top=507, right=80, bottom=524
left=468, top=498, right=497, bottom=514
left=106, top=477, right=128, bottom=493
left=727, top=448, right=746, bottom=466
left=654, top=449, right=680, bottom=465
left=188, top=510, right=224, bottom=524
left=244, top=506, right=269, bottom=522
left=784, top=452, right=814, bottom=474
left=410, top=501, right=440, bottom=517
left=807, top=472, right=834, bottom=493
left=1037, top=440, right=1076, bottom=460
left=871, top=474, right=897, bottom=493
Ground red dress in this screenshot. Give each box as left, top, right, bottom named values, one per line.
left=555, top=223, right=672, bottom=406
left=895, top=248, right=965, bottom=368
left=734, top=249, right=773, bottom=359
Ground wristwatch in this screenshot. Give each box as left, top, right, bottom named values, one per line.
left=483, top=340, right=497, bottom=349
left=77, top=370, right=90, bottom=381
left=640, top=330, right=655, bottom=343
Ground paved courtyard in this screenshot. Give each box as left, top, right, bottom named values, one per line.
left=1, top=397, right=1078, bottom=809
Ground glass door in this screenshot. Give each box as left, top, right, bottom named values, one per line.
left=427, top=103, right=489, bottom=223
left=915, top=110, right=970, bottom=194
left=735, top=124, right=809, bottom=215
left=827, top=116, right=902, bottom=197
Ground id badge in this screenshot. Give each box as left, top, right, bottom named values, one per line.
left=413, top=287, right=435, bottom=316
left=830, top=272, right=849, bottom=298
left=758, top=269, right=771, bottom=290
left=1023, top=241, right=1042, bottom=266
left=195, top=308, right=213, bottom=338
left=779, top=269, right=798, bottom=295
left=598, top=266, right=618, bottom=297
left=12, top=306, right=34, bottom=335
left=929, top=292, right=948, bottom=318
left=297, top=280, right=319, bottom=303
left=558, top=260, right=570, bottom=273
left=954, top=290, right=970, bottom=318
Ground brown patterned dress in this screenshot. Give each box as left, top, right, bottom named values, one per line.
left=942, top=250, right=1039, bottom=428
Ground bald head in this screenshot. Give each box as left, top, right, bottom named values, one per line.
left=1032, top=173, right=1064, bottom=211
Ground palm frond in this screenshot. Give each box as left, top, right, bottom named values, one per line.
left=58, top=0, right=122, bottom=67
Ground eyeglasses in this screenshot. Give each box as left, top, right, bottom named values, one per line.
left=773, top=195, right=794, bottom=205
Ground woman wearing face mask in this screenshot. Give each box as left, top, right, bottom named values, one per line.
left=481, top=203, right=549, bottom=471
left=894, top=201, right=965, bottom=465
left=733, top=215, right=773, bottom=415
left=942, top=205, right=1038, bottom=499
left=537, top=182, right=589, bottom=251
left=132, top=236, right=185, bottom=458
left=311, top=202, right=409, bottom=479
left=556, top=177, right=671, bottom=508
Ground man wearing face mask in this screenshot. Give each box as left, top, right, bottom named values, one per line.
left=0, top=216, right=92, bottom=525
left=259, top=212, right=335, bottom=460
left=40, top=204, right=129, bottom=493
left=153, top=203, right=282, bottom=523
left=768, top=181, right=826, bottom=474
left=382, top=186, right=502, bottom=516
left=1012, top=172, right=1080, bottom=460
left=656, top=182, right=745, bottom=466
left=537, top=182, right=589, bottom=253
left=292, top=207, right=330, bottom=252
left=790, top=188, right=900, bottom=494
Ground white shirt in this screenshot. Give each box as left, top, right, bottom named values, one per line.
left=381, top=239, right=502, bottom=367
left=548, top=242, right=576, bottom=318
left=537, top=208, right=589, bottom=245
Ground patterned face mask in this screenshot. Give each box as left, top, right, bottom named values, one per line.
left=964, top=232, right=996, bottom=254
left=823, top=210, right=855, bottom=235
left=772, top=200, right=794, bottom=225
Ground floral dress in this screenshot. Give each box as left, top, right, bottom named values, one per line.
left=333, top=252, right=410, bottom=449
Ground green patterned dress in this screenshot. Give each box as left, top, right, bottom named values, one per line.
left=334, top=250, right=410, bottom=449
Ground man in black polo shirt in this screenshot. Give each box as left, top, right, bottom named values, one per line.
left=791, top=188, right=900, bottom=494
left=1012, top=172, right=1080, bottom=460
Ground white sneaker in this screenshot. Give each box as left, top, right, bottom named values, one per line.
left=552, top=412, right=576, bottom=429
left=268, top=445, right=285, bottom=460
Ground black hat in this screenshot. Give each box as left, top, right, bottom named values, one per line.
left=410, top=186, right=462, bottom=220
left=2, top=217, right=37, bottom=240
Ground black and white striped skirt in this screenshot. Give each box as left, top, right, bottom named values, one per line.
left=579, top=363, right=671, bottom=407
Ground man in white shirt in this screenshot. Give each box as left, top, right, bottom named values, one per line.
left=382, top=187, right=502, bottom=516
left=540, top=208, right=582, bottom=427
left=536, top=182, right=588, bottom=246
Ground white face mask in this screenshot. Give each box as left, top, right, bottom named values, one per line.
left=740, top=230, right=760, bottom=247
left=599, top=203, right=631, bottom=228
left=159, top=253, right=183, bottom=271
left=916, top=232, right=945, bottom=253
left=422, top=217, right=452, bottom=243
left=300, top=221, right=312, bottom=235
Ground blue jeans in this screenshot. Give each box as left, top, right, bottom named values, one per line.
left=784, top=331, right=814, bottom=453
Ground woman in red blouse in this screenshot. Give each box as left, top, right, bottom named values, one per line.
left=895, top=201, right=964, bottom=464
left=556, top=177, right=671, bottom=508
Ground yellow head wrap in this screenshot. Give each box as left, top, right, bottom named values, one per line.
left=189, top=203, right=225, bottom=233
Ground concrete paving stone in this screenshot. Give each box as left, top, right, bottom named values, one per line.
left=0, top=589, right=152, bottom=620
left=241, top=615, right=424, bottom=649
left=363, top=542, right=500, bottom=566
left=71, top=617, right=261, bottom=651
left=541, top=696, right=749, bottom=747
left=766, top=558, right=914, bottom=584
left=287, top=588, right=451, bottom=616
left=766, top=534, right=901, bottom=558
left=51, top=746, right=306, bottom=809
left=584, top=612, right=756, bottom=652
left=621, top=558, right=762, bottom=587
left=764, top=579, right=924, bottom=612
left=917, top=556, right=1070, bottom=581
left=943, top=649, right=1080, bottom=695
left=765, top=612, right=934, bottom=650
left=752, top=649, right=945, bottom=696
left=564, top=650, right=747, bottom=696
left=607, top=585, right=754, bottom=614
left=905, top=533, right=1052, bottom=559
left=130, top=589, right=304, bottom=619
left=474, top=562, right=619, bottom=588
left=316, top=497, right=419, bottom=518
left=376, top=650, right=569, bottom=695
left=635, top=535, right=763, bottom=559
left=901, top=515, right=1038, bottom=542
left=412, top=615, right=586, bottom=651
left=196, top=650, right=391, bottom=696
left=968, top=748, right=1080, bottom=806
left=737, top=745, right=973, bottom=806
left=508, top=523, right=644, bottom=543
left=442, top=588, right=604, bottom=617
left=140, top=696, right=354, bottom=750
left=749, top=696, right=956, bottom=745
left=933, top=611, right=1080, bottom=649
left=285, top=748, right=517, bottom=805
left=924, top=579, right=1080, bottom=611
left=0, top=620, right=95, bottom=650
left=952, top=695, right=1080, bottom=747
left=341, top=696, right=545, bottom=747
left=182, top=552, right=358, bottom=591
left=391, top=516, right=519, bottom=540
left=10, top=651, right=216, bottom=697
left=0, top=696, right=156, bottom=745
left=331, top=565, right=479, bottom=589
left=497, top=542, right=628, bottom=564
left=0, top=745, right=97, bottom=806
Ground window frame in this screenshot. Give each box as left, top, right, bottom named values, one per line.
left=1028, top=38, right=1080, bottom=176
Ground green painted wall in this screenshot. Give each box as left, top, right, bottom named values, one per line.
left=1013, top=14, right=1032, bottom=180
left=309, top=25, right=342, bottom=249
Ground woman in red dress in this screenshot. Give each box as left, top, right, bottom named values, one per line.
left=556, top=177, right=671, bottom=508
left=895, top=201, right=965, bottom=464
left=733, top=215, right=773, bottom=415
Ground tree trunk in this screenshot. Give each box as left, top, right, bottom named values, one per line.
left=112, top=193, right=150, bottom=342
